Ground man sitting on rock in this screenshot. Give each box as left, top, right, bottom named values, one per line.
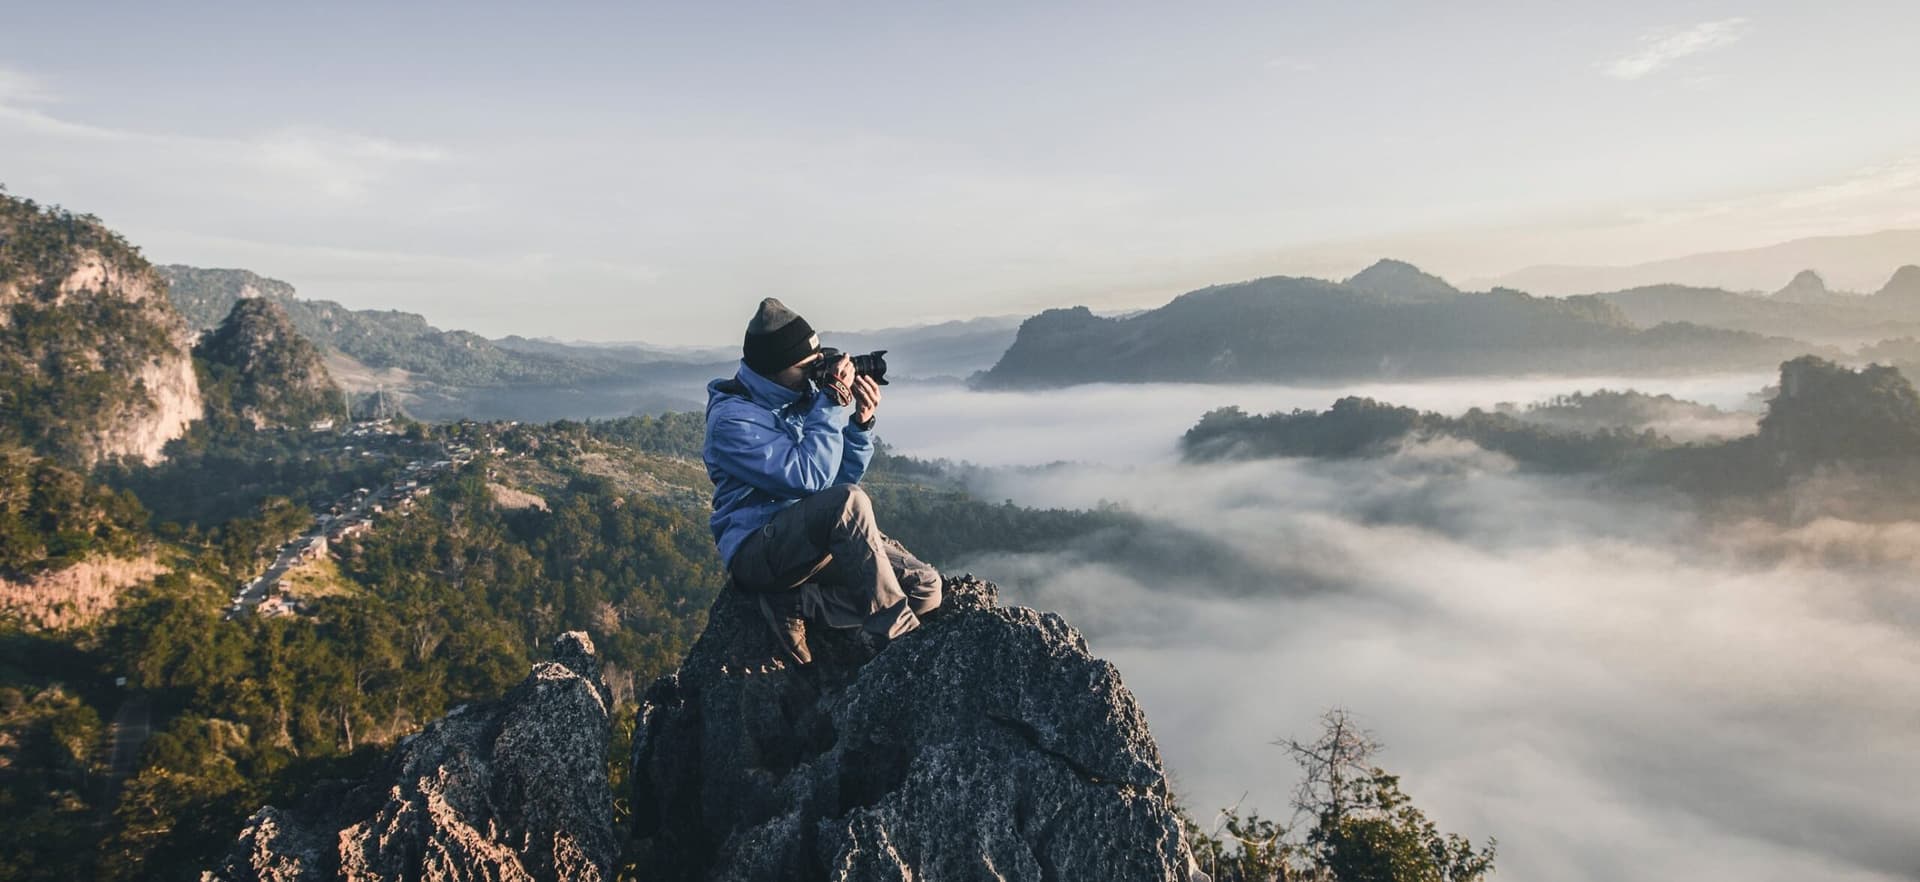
left=703, top=297, right=943, bottom=666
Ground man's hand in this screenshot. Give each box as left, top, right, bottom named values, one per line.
left=821, top=353, right=855, bottom=406
left=852, top=374, right=881, bottom=425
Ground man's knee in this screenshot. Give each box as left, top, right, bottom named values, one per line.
left=908, top=567, right=943, bottom=615
left=825, top=482, right=873, bottom=523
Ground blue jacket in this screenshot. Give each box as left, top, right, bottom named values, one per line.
left=704, top=360, right=875, bottom=567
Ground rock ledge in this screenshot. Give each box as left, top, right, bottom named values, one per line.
left=630, top=575, right=1198, bottom=881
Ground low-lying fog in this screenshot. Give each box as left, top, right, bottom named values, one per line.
left=873, top=376, right=1919, bottom=882
left=878, top=372, right=1772, bottom=467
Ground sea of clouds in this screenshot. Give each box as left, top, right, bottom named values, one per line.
left=876, top=375, right=1920, bottom=882
left=877, top=371, right=1772, bottom=466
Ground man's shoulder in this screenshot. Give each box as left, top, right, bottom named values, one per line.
left=707, top=387, right=779, bottom=427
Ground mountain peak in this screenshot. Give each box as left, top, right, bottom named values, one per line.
left=1345, top=258, right=1461, bottom=302
left=197, top=297, right=345, bottom=430
left=1875, top=264, right=1920, bottom=303
left=1771, top=269, right=1832, bottom=302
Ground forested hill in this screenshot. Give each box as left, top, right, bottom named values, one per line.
left=975, top=262, right=1816, bottom=388
left=195, top=298, right=349, bottom=432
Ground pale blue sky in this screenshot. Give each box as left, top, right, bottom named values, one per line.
left=3, top=1, right=1916, bottom=341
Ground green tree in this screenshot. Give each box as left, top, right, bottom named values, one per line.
left=1190, top=709, right=1495, bottom=882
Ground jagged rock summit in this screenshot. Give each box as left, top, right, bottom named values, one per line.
left=630, top=574, right=1199, bottom=881
left=204, top=632, right=618, bottom=882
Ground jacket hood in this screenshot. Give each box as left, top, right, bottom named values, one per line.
left=707, top=360, right=808, bottom=413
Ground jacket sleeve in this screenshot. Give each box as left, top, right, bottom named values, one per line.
left=707, top=396, right=852, bottom=499
left=836, top=420, right=876, bottom=486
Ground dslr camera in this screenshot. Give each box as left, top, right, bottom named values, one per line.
left=805, top=347, right=891, bottom=389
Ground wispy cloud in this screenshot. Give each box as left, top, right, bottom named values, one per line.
left=0, top=67, right=54, bottom=105
left=1262, top=56, right=1318, bottom=74
left=1620, top=151, right=1920, bottom=239
left=1601, top=18, right=1750, bottom=81
left=0, top=68, right=449, bottom=204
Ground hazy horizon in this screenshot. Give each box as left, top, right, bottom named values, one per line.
left=5, top=2, right=1919, bottom=342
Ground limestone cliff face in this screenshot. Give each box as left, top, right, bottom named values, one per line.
left=0, top=194, right=203, bottom=466
left=630, top=575, right=1200, bottom=882
left=204, top=633, right=618, bottom=882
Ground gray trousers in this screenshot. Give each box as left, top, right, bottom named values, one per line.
left=728, top=483, right=943, bottom=640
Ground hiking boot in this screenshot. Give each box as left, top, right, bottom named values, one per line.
left=757, top=590, right=811, bottom=667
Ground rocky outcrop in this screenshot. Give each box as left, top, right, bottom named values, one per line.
left=204, top=632, right=618, bottom=882
left=0, top=193, right=203, bottom=466
left=630, top=575, right=1199, bottom=882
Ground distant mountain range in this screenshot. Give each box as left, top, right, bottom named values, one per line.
left=162, top=266, right=1025, bottom=421
left=1473, top=229, right=1920, bottom=296
left=976, top=260, right=1821, bottom=388
left=497, top=314, right=1024, bottom=384
left=163, top=242, right=1920, bottom=403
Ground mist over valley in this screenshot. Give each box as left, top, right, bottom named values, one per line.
left=866, top=373, right=1920, bottom=882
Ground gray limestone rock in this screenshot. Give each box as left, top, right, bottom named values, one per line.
left=204, top=631, right=617, bottom=882
left=630, top=574, right=1200, bottom=881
